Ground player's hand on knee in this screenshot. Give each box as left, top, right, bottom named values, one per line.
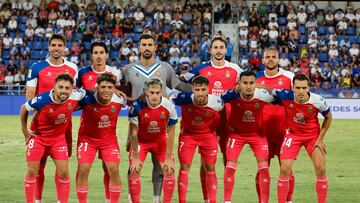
left=130, top=157, right=142, bottom=174
left=315, top=139, right=327, bottom=155
left=163, top=157, right=175, bottom=175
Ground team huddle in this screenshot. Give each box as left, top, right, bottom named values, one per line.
left=21, top=34, right=332, bottom=203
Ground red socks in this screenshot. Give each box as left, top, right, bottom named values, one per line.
left=258, top=162, right=270, bottom=203
left=206, top=172, right=217, bottom=203
left=287, top=171, right=295, bottom=201
left=35, top=163, right=45, bottom=201
left=129, top=174, right=141, bottom=203
left=223, top=161, right=237, bottom=201
left=163, top=174, right=176, bottom=203
left=277, top=176, right=290, bottom=203
left=109, top=184, right=121, bottom=203
left=58, top=176, right=70, bottom=203
left=76, top=185, right=88, bottom=203
left=255, top=171, right=260, bottom=202
left=316, top=176, right=328, bottom=203
left=24, top=176, right=36, bottom=203
left=178, top=170, right=189, bottom=203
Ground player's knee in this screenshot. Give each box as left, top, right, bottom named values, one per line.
left=314, top=164, right=326, bottom=177
left=57, top=168, right=69, bottom=178
left=107, top=166, right=120, bottom=177
left=204, top=163, right=215, bottom=172
left=26, top=167, right=39, bottom=177
left=180, top=164, right=191, bottom=171
left=280, top=165, right=292, bottom=176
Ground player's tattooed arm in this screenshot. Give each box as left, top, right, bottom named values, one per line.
left=20, top=105, right=34, bottom=143
left=315, top=112, right=332, bottom=155
left=129, top=123, right=142, bottom=174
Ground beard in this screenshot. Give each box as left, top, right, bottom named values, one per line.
left=142, top=51, right=153, bottom=59
left=213, top=55, right=224, bottom=61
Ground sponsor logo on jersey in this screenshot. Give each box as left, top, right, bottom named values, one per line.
left=148, top=121, right=160, bottom=133
left=293, top=112, right=306, bottom=124
left=212, top=81, right=224, bottom=96
left=243, top=110, right=255, bottom=122
left=192, top=116, right=204, bottom=126
left=55, top=114, right=67, bottom=125
left=99, top=115, right=111, bottom=128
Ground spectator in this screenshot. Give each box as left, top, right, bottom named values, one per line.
left=13, top=68, right=25, bottom=94
left=4, top=71, right=14, bottom=95
left=179, top=52, right=190, bottom=67
left=279, top=53, right=291, bottom=70
left=249, top=52, right=261, bottom=71
left=329, top=44, right=339, bottom=58
left=342, top=72, right=352, bottom=88
left=134, top=7, right=144, bottom=23
left=337, top=19, right=347, bottom=35
left=128, top=51, right=139, bottom=63
left=297, top=7, right=307, bottom=25
left=225, top=37, right=233, bottom=61
left=307, top=34, right=318, bottom=54
left=23, top=0, right=33, bottom=11
left=13, top=33, right=23, bottom=47
left=190, top=52, right=201, bottom=67
left=3, top=33, right=13, bottom=49
left=20, top=42, right=31, bottom=60
left=349, top=43, right=359, bottom=57
left=7, top=16, right=17, bottom=32
left=7, top=58, right=17, bottom=75
left=24, top=24, right=35, bottom=41
left=352, top=73, right=360, bottom=88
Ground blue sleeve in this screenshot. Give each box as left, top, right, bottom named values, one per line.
left=272, top=89, right=295, bottom=101
left=168, top=118, right=178, bottom=126
left=27, top=63, right=40, bottom=82
left=78, top=91, right=95, bottom=107
left=27, top=92, right=52, bottom=111
left=171, top=92, right=193, bottom=106
left=221, top=89, right=240, bottom=103
left=128, top=101, right=141, bottom=118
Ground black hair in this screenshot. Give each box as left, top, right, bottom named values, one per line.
left=90, top=41, right=109, bottom=54
left=192, top=75, right=209, bottom=86
left=96, top=73, right=116, bottom=85
left=55, top=73, right=74, bottom=84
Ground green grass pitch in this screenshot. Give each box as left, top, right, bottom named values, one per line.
left=0, top=116, right=358, bottom=202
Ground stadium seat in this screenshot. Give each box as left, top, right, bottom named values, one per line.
left=31, top=50, right=41, bottom=59
left=318, top=52, right=329, bottom=62
left=134, top=24, right=143, bottom=33
left=346, top=27, right=356, bottom=35
left=40, top=51, right=48, bottom=59
left=19, top=32, right=25, bottom=39
left=74, top=33, right=83, bottom=41
left=317, top=26, right=326, bottom=35
left=111, top=51, right=119, bottom=59
left=278, top=17, right=287, bottom=26
left=298, top=25, right=306, bottom=34
left=299, top=35, right=308, bottom=44
left=34, top=36, right=42, bottom=41
left=33, top=41, right=42, bottom=50
left=66, top=41, right=72, bottom=49
left=42, top=41, right=48, bottom=50
left=133, top=33, right=141, bottom=42
left=27, top=41, right=32, bottom=48
left=9, top=32, right=16, bottom=38
left=19, top=24, right=27, bottom=32
left=349, top=35, right=357, bottom=44
left=2, top=49, right=10, bottom=60
left=84, top=42, right=91, bottom=50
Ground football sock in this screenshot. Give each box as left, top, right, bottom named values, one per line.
left=178, top=170, right=189, bottom=203
left=258, top=162, right=270, bottom=203
left=277, top=176, right=290, bottom=203
left=206, top=171, right=217, bottom=203
left=58, top=176, right=70, bottom=203
left=129, top=174, right=141, bottom=203
left=24, top=176, right=36, bottom=203
left=200, top=166, right=209, bottom=201
left=76, top=185, right=88, bottom=203
left=255, top=171, right=260, bottom=202
left=103, top=165, right=110, bottom=201
left=163, top=174, right=175, bottom=203
left=35, top=163, right=45, bottom=200
left=223, top=161, right=237, bottom=201
left=287, top=171, right=295, bottom=201
left=316, top=176, right=328, bottom=203
left=109, top=184, right=121, bottom=203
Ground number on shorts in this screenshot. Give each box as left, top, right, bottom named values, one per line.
left=179, top=141, right=185, bottom=152
left=27, top=139, right=35, bottom=149
left=282, top=138, right=293, bottom=148
left=78, top=142, right=88, bottom=152
left=227, top=138, right=235, bottom=148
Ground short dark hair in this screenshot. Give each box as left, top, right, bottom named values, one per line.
left=210, top=34, right=227, bottom=47
left=192, top=76, right=209, bottom=86
left=139, top=34, right=155, bottom=43
left=97, top=73, right=116, bottom=85
left=90, top=41, right=109, bottom=54
left=240, top=71, right=256, bottom=80
left=55, top=73, right=74, bottom=84
left=49, top=34, right=66, bottom=46
left=293, top=73, right=310, bottom=85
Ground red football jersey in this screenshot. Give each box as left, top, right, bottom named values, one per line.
left=184, top=60, right=242, bottom=96
left=273, top=89, right=330, bottom=137
left=26, top=59, right=78, bottom=94
left=78, top=92, right=126, bottom=145
left=221, top=88, right=275, bottom=136
left=170, top=92, right=224, bottom=134
left=77, top=65, right=121, bottom=89
left=25, top=89, right=86, bottom=144
left=129, top=97, right=178, bottom=143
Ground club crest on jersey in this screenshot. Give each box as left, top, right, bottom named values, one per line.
left=156, top=69, right=161, bottom=76
left=135, top=72, right=140, bottom=77
left=225, top=71, right=230, bottom=78
left=160, top=112, right=166, bottom=119
left=67, top=103, right=73, bottom=110
left=278, top=79, right=283, bottom=85
left=204, top=111, right=211, bottom=117
left=111, top=106, right=116, bottom=112
left=307, top=107, right=313, bottom=113
left=255, top=102, right=260, bottom=109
